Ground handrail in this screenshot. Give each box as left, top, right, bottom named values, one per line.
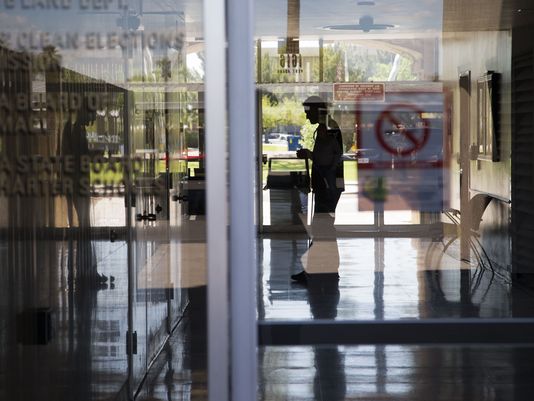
left=470, top=189, right=511, bottom=204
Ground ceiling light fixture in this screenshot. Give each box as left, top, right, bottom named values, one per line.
left=321, top=15, right=394, bottom=32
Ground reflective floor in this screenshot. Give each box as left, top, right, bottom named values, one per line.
left=136, top=236, right=534, bottom=401
left=3, top=232, right=532, bottom=400
left=0, top=239, right=129, bottom=401
left=259, top=236, right=534, bottom=321
left=259, top=344, right=534, bottom=401
left=137, top=287, right=207, bottom=401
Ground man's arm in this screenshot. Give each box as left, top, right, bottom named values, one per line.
left=296, top=148, right=312, bottom=159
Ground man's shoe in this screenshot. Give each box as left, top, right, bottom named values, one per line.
left=291, top=271, right=308, bottom=283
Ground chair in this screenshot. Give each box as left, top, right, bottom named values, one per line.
left=426, top=193, right=495, bottom=275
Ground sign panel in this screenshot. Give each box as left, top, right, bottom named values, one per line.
left=355, top=91, right=448, bottom=212
left=333, top=83, right=385, bottom=102
left=375, top=103, right=430, bottom=156
left=277, top=53, right=303, bottom=74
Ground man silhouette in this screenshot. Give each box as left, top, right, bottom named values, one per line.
left=297, top=96, right=344, bottom=213
left=292, top=96, right=344, bottom=283
left=62, top=97, right=109, bottom=287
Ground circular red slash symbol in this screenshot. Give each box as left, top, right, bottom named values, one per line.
left=375, top=104, right=430, bottom=156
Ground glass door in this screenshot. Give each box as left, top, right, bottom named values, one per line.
left=256, top=38, right=449, bottom=234
left=245, top=1, right=534, bottom=401
left=129, top=87, right=150, bottom=388
left=121, top=2, right=191, bottom=392
left=137, top=89, right=170, bottom=366
left=257, top=82, right=376, bottom=232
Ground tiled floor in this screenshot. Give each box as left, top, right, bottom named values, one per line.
left=259, top=344, right=534, bottom=401
left=260, top=236, right=533, bottom=321
left=0, top=239, right=130, bottom=401
left=136, top=287, right=207, bottom=401
left=137, top=235, right=534, bottom=401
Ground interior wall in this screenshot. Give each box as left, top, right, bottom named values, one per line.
left=441, top=30, right=512, bottom=275
left=511, top=25, right=534, bottom=279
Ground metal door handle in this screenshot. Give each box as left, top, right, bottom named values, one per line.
left=136, top=212, right=157, bottom=222
left=136, top=212, right=146, bottom=222
left=171, top=194, right=188, bottom=202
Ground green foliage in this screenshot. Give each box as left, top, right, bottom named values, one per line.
left=259, top=54, right=276, bottom=83
left=299, top=120, right=317, bottom=150
left=396, top=57, right=418, bottom=81
left=262, top=95, right=307, bottom=131
left=256, top=41, right=418, bottom=84
left=128, top=53, right=204, bottom=83
left=368, top=54, right=417, bottom=81
left=368, top=63, right=392, bottom=81
left=319, top=45, right=344, bottom=82
left=255, top=42, right=418, bottom=83
left=261, top=160, right=358, bottom=184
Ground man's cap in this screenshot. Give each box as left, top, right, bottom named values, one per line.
left=302, top=95, right=328, bottom=111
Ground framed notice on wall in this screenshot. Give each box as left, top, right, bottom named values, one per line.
left=477, top=71, right=500, bottom=162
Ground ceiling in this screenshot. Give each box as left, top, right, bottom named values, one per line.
left=255, top=0, right=443, bottom=41
left=2, top=0, right=532, bottom=45
left=2, top=0, right=533, bottom=64
left=253, top=0, right=534, bottom=40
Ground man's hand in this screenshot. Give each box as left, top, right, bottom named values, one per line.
left=296, top=148, right=312, bottom=159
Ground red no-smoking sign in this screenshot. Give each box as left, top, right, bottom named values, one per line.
left=375, top=103, right=430, bottom=156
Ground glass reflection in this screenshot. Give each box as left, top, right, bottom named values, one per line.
left=259, top=236, right=529, bottom=321
left=0, top=0, right=204, bottom=398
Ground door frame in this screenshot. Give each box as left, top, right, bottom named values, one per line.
left=459, top=70, right=472, bottom=261
left=255, top=83, right=443, bottom=236
left=205, top=8, right=534, bottom=401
